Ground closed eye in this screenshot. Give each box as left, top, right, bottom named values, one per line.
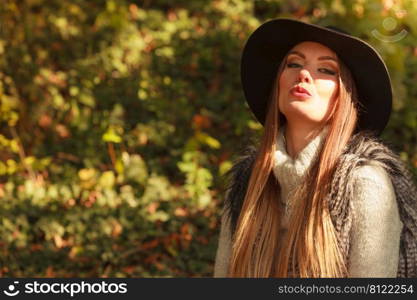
left=318, top=68, right=337, bottom=75
left=287, top=62, right=301, bottom=68
left=286, top=63, right=337, bottom=76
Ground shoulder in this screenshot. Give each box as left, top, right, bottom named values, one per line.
left=351, top=163, right=399, bottom=222
left=344, top=132, right=400, bottom=216
left=228, top=145, right=257, bottom=178
left=342, top=131, right=405, bottom=189
left=343, top=131, right=415, bottom=196
left=353, top=163, right=393, bottom=187
left=344, top=130, right=397, bottom=162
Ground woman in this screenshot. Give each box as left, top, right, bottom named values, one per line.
left=214, top=18, right=417, bottom=278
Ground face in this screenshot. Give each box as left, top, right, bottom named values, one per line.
left=278, top=41, right=340, bottom=126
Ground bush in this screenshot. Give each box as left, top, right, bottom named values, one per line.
left=1, top=0, right=416, bottom=277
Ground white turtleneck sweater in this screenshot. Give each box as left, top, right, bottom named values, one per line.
left=214, top=126, right=403, bottom=277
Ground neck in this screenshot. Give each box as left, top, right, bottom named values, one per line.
left=284, top=122, right=325, bottom=159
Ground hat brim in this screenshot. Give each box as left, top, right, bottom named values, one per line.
left=241, top=18, right=392, bottom=136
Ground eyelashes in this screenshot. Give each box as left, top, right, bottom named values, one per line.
left=286, top=62, right=337, bottom=76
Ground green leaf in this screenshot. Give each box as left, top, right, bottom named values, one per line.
left=196, top=132, right=221, bottom=149
left=98, top=171, right=116, bottom=188
left=102, top=127, right=122, bottom=143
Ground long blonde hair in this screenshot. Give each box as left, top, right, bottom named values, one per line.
left=229, top=52, right=359, bottom=277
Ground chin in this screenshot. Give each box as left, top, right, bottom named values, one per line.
left=282, top=109, right=325, bottom=124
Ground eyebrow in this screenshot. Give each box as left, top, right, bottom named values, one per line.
left=287, top=50, right=339, bottom=64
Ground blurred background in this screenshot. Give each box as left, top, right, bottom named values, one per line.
left=0, top=0, right=416, bottom=277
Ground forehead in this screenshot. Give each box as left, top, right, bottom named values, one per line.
left=289, top=41, right=337, bottom=58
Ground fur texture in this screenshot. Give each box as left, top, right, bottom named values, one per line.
left=223, top=131, right=417, bottom=277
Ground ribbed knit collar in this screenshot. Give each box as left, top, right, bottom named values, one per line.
left=273, top=124, right=329, bottom=206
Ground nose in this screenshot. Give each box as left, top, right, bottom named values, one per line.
left=298, top=69, right=312, bottom=83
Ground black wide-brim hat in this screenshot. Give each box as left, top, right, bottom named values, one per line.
left=241, top=18, right=393, bottom=136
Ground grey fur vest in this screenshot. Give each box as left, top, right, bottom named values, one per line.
left=224, top=131, right=417, bottom=277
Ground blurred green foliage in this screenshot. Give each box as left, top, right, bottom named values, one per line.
left=0, top=0, right=416, bottom=277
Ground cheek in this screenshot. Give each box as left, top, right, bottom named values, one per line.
left=314, top=80, right=338, bottom=119
left=316, top=80, right=338, bottom=100
left=279, top=71, right=290, bottom=92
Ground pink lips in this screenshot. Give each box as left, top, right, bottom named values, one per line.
left=290, top=85, right=312, bottom=99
